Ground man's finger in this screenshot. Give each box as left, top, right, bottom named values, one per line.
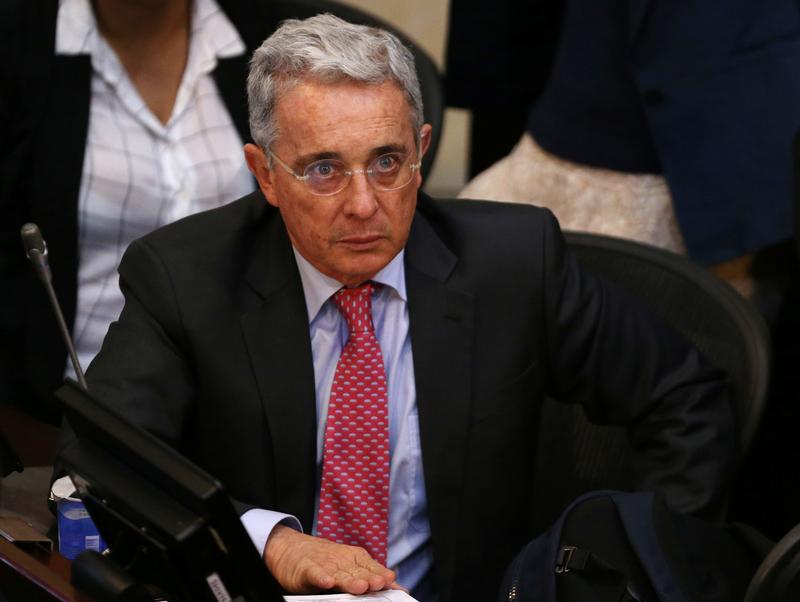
left=363, top=571, right=390, bottom=592
left=304, top=564, right=336, bottom=590
left=331, top=569, right=370, bottom=594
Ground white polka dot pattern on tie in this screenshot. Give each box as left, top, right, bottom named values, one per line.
left=316, top=283, right=390, bottom=565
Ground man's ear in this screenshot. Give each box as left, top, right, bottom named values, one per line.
left=418, top=123, right=433, bottom=160
left=243, top=143, right=279, bottom=207
left=413, top=124, right=434, bottom=188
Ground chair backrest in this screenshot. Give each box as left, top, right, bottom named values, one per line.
left=532, top=231, right=771, bottom=532
left=269, top=0, right=445, bottom=180
left=794, top=130, right=799, bottom=257
left=744, top=520, right=800, bottom=601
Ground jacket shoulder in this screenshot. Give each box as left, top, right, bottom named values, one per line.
left=419, top=195, right=561, bottom=245
left=144, top=192, right=266, bottom=239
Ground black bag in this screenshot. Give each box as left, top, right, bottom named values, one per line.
left=499, top=491, right=761, bottom=602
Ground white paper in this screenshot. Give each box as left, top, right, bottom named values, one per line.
left=284, top=590, right=419, bottom=602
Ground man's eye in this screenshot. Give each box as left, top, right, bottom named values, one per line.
left=307, top=161, right=340, bottom=179
left=373, top=154, right=401, bottom=174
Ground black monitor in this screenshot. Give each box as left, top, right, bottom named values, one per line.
left=56, top=378, right=281, bottom=601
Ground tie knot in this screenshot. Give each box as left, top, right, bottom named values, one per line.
left=333, top=283, right=376, bottom=334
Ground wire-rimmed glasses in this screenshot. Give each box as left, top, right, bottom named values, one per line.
left=269, top=150, right=421, bottom=197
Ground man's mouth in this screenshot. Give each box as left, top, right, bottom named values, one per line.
left=338, top=234, right=383, bottom=249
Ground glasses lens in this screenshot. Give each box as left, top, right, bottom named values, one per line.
left=300, top=153, right=419, bottom=195
left=304, top=159, right=348, bottom=195
left=369, top=153, right=414, bottom=191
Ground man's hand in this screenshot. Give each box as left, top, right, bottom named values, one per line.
left=264, top=524, right=401, bottom=594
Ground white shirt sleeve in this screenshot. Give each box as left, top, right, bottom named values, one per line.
left=241, top=509, right=303, bottom=556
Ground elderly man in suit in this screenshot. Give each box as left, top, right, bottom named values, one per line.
left=78, top=14, right=736, bottom=602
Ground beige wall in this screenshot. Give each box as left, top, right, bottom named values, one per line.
left=336, top=0, right=471, bottom=197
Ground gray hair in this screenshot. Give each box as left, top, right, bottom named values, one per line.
left=247, top=13, right=424, bottom=151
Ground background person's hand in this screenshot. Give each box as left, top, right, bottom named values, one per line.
left=264, top=524, right=401, bottom=594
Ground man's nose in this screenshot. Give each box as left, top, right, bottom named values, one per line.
left=343, top=170, right=379, bottom=218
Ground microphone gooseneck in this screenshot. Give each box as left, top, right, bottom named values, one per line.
left=20, top=223, right=88, bottom=390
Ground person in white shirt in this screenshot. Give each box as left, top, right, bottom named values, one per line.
left=0, top=0, right=276, bottom=425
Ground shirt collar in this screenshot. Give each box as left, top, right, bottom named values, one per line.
left=55, top=0, right=97, bottom=55
left=186, top=0, right=247, bottom=76
left=292, top=247, right=408, bottom=324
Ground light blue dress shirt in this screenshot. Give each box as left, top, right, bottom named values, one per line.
left=241, top=248, right=433, bottom=591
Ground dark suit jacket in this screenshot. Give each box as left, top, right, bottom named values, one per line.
left=0, top=0, right=277, bottom=423
left=81, top=191, right=736, bottom=602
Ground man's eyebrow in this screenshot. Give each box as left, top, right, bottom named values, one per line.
left=293, top=143, right=411, bottom=167
left=372, top=143, right=409, bottom=156
left=293, top=151, right=341, bottom=167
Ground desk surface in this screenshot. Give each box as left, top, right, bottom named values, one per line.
left=0, top=465, right=57, bottom=536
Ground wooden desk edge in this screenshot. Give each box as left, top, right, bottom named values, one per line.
left=0, top=537, right=92, bottom=601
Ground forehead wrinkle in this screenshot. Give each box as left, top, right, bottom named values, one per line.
left=272, top=80, right=413, bottom=161
left=280, top=116, right=410, bottom=164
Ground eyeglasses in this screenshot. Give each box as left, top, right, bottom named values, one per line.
left=268, top=150, right=421, bottom=197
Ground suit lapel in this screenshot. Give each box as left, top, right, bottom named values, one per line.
left=215, top=0, right=278, bottom=144
left=405, top=206, right=475, bottom=589
left=239, top=213, right=317, bottom=528
left=29, top=54, right=91, bottom=277
left=26, top=55, right=92, bottom=408
left=627, top=0, right=653, bottom=44
left=213, top=55, right=251, bottom=144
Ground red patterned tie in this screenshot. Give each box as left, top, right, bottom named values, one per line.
left=316, top=283, right=390, bottom=565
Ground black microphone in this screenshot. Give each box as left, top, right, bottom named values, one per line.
left=20, top=223, right=88, bottom=390
left=20, top=222, right=52, bottom=284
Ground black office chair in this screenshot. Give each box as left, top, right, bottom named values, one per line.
left=271, top=0, right=445, bottom=180
left=531, top=232, right=771, bottom=532
left=743, top=520, right=800, bottom=601
left=794, top=130, right=800, bottom=259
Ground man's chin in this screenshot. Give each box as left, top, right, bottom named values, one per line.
left=333, top=255, right=395, bottom=287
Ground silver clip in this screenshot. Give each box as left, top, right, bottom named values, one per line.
left=555, top=545, right=577, bottom=574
